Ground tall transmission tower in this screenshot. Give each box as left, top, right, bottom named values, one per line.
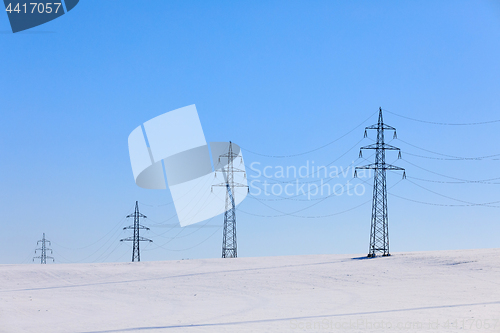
left=120, top=201, right=152, bottom=262
left=355, top=107, right=405, bottom=257
left=212, top=141, right=248, bottom=258
left=33, top=233, right=54, bottom=264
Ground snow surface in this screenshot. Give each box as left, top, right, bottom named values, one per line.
left=1, top=249, right=499, bottom=333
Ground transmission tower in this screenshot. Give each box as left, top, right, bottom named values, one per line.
left=355, top=107, right=405, bottom=257
left=33, top=233, right=54, bottom=264
left=120, top=201, right=152, bottom=262
left=212, top=141, right=248, bottom=258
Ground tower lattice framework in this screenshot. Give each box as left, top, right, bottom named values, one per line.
left=355, top=108, right=405, bottom=257
left=213, top=141, right=248, bottom=258
left=120, top=201, right=152, bottom=262
left=33, top=233, right=54, bottom=264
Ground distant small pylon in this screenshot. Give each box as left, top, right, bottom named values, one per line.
left=120, top=201, right=152, bottom=262
left=33, top=233, right=54, bottom=264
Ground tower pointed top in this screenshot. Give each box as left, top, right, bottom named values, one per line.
left=378, top=107, right=383, bottom=125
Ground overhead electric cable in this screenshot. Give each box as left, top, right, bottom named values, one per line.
left=241, top=110, right=378, bottom=158
left=398, top=138, right=500, bottom=160
left=383, top=108, right=500, bottom=126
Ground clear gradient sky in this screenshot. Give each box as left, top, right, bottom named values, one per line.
left=1, top=1, right=500, bottom=264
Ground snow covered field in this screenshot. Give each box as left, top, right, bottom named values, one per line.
left=1, top=249, right=499, bottom=333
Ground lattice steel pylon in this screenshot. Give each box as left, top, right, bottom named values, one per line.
left=33, top=233, right=54, bottom=264
left=212, top=141, right=248, bottom=258
left=120, top=201, right=152, bottom=262
left=355, top=108, right=405, bottom=257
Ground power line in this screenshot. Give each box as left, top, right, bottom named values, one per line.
left=383, top=108, right=500, bottom=126
left=51, top=205, right=135, bottom=251
left=247, top=154, right=378, bottom=202
left=144, top=170, right=220, bottom=227
left=237, top=155, right=400, bottom=218
left=51, top=207, right=138, bottom=263
left=403, top=151, right=500, bottom=161
left=237, top=167, right=404, bottom=219
left=116, top=244, right=135, bottom=262
left=389, top=192, right=500, bottom=208
left=148, top=217, right=217, bottom=241
left=244, top=140, right=386, bottom=203
left=398, top=138, right=500, bottom=160
left=402, top=178, right=500, bottom=208
left=238, top=176, right=357, bottom=218
left=21, top=251, right=35, bottom=264
left=241, top=110, right=378, bottom=158
left=144, top=215, right=218, bottom=252
left=144, top=225, right=222, bottom=252
left=138, top=201, right=174, bottom=207
left=406, top=175, right=500, bottom=185
left=243, top=138, right=366, bottom=186
left=92, top=241, right=126, bottom=263
left=149, top=220, right=218, bottom=239
left=51, top=250, right=75, bottom=264
left=400, top=158, right=500, bottom=184
left=240, top=197, right=371, bottom=219
left=145, top=213, right=178, bottom=226
left=62, top=227, right=124, bottom=263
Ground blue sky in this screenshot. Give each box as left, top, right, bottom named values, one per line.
left=1, top=1, right=500, bottom=264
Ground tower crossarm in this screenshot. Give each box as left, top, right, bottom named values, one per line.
left=35, top=246, right=53, bottom=253
left=219, top=167, right=246, bottom=172
left=360, top=143, right=400, bottom=151
left=365, top=123, right=396, bottom=131
left=212, top=182, right=248, bottom=188
left=215, top=167, right=246, bottom=177
left=120, top=236, right=153, bottom=242
left=123, top=224, right=150, bottom=230
left=356, top=163, right=405, bottom=171
left=126, top=212, right=147, bottom=219
left=33, top=255, right=53, bottom=262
